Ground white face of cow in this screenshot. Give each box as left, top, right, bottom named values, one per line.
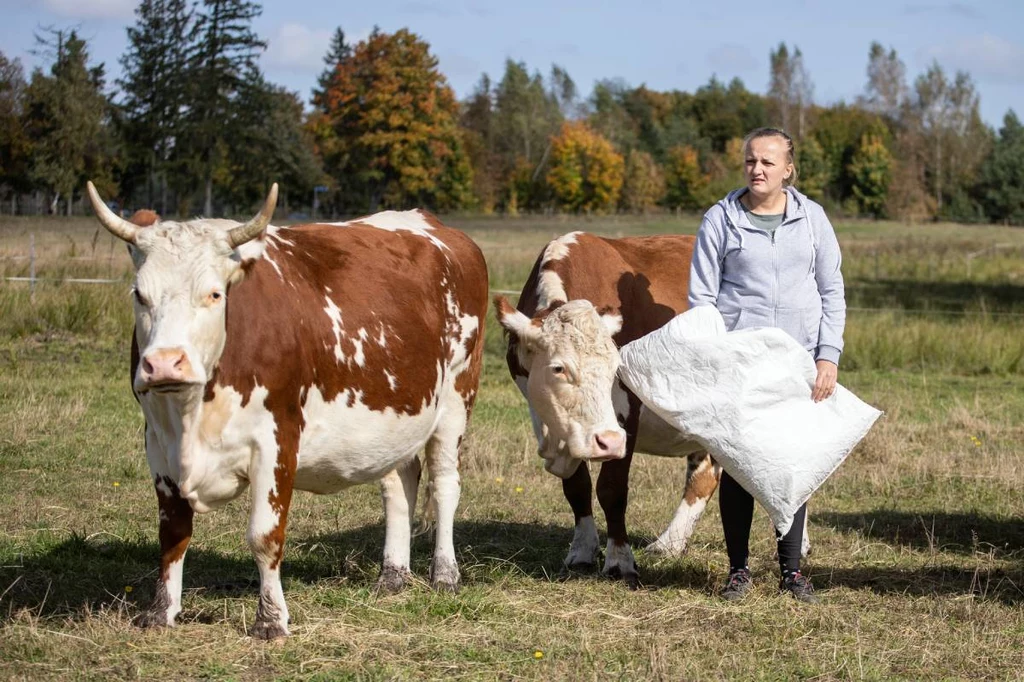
left=86, top=182, right=278, bottom=395
left=497, top=298, right=627, bottom=465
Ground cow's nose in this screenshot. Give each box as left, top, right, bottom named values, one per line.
left=140, top=348, right=194, bottom=385
left=594, top=430, right=626, bottom=458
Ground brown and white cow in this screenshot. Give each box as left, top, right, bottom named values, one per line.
left=88, top=182, right=488, bottom=639
left=497, top=231, right=808, bottom=587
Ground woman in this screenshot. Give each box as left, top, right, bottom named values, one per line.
left=688, top=127, right=846, bottom=604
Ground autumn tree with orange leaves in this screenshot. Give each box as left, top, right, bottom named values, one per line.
left=546, top=121, right=624, bottom=213
left=310, top=28, right=473, bottom=212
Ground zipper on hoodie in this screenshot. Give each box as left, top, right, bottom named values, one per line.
left=771, top=230, right=778, bottom=327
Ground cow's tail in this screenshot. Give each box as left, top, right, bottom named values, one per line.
left=413, top=455, right=435, bottom=537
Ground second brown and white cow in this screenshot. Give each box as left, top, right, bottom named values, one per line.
left=497, top=231, right=808, bottom=587
left=88, top=182, right=488, bottom=638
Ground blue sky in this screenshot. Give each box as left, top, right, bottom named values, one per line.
left=1, top=0, right=1022, bottom=128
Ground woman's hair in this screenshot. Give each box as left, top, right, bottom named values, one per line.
left=743, top=127, right=798, bottom=187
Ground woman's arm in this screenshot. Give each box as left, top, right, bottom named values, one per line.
left=813, top=206, right=846, bottom=366
left=689, top=211, right=725, bottom=309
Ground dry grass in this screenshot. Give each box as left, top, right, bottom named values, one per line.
left=0, top=215, right=1023, bottom=680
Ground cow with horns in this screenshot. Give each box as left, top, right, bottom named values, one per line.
left=87, top=182, right=488, bottom=638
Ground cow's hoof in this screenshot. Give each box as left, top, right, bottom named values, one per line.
left=431, top=577, right=460, bottom=594
left=134, top=609, right=171, bottom=629
left=430, top=558, right=460, bottom=593
left=375, top=564, right=411, bottom=594
left=644, top=539, right=687, bottom=558
left=562, top=561, right=598, bottom=575
left=250, top=620, right=289, bottom=640
left=604, top=566, right=641, bottom=591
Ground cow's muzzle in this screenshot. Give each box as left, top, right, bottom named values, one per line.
left=586, top=430, right=627, bottom=461
left=137, top=348, right=201, bottom=392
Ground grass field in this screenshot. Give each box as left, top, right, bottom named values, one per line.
left=1, top=214, right=1023, bottom=680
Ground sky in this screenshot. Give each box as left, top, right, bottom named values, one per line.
left=1, top=0, right=1022, bottom=128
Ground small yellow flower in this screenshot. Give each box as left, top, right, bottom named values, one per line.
left=515, top=486, right=524, bottom=493
left=495, top=477, right=504, bottom=484
left=533, top=650, right=544, bottom=660
left=113, top=481, right=120, bottom=487
left=124, top=585, right=133, bottom=593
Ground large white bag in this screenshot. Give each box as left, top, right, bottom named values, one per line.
left=618, top=306, right=881, bottom=535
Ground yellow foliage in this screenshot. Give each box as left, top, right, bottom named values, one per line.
left=546, top=121, right=624, bottom=213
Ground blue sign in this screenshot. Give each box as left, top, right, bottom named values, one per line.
left=314, top=185, right=329, bottom=193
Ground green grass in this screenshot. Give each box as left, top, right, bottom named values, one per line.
left=0, top=215, right=1023, bottom=679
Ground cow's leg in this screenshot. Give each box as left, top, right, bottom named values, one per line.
left=377, top=456, right=421, bottom=593
left=597, top=398, right=641, bottom=589
left=247, top=425, right=297, bottom=640
left=136, top=474, right=193, bottom=628
left=424, top=395, right=466, bottom=593
left=647, top=452, right=721, bottom=556
left=596, top=453, right=638, bottom=589
left=562, top=462, right=599, bottom=571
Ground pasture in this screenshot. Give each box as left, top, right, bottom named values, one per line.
left=1, top=213, right=1023, bottom=680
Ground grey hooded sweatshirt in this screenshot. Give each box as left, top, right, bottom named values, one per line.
left=688, top=186, right=846, bottom=365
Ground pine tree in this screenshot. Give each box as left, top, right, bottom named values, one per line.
left=24, top=29, right=113, bottom=215
left=183, top=0, right=266, bottom=215
left=0, top=50, right=30, bottom=208
left=977, top=110, right=1024, bottom=224
left=311, top=26, right=353, bottom=113
left=118, top=0, right=193, bottom=213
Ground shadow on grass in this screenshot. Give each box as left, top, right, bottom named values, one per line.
left=0, top=520, right=573, bottom=621
left=816, top=509, right=1024, bottom=557
left=816, top=566, right=1024, bottom=606
left=847, top=279, right=1024, bottom=314
left=4, top=514, right=1023, bottom=621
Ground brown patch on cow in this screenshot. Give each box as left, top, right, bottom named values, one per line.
left=683, top=454, right=721, bottom=505
left=129, top=209, right=160, bottom=227
left=154, top=476, right=194, bottom=580
left=213, top=220, right=486, bottom=420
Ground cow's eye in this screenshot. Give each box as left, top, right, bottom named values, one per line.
left=133, top=289, right=149, bottom=307
left=551, top=365, right=565, bottom=375
left=210, top=291, right=223, bottom=302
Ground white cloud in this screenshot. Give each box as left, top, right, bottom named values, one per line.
left=42, top=0, right=136, bottom=19
left=706, top=44, right=759, bottom=78
left=263, top=22, right=333, bottom=72
left=919, top=34, right=1024, bottom=84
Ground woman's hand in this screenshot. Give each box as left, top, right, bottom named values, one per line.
left=812, top=360, right=838, bottom=402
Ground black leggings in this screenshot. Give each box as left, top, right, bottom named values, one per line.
left=719, top=470, right=806, bottom=575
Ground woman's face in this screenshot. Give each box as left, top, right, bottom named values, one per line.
left=744, top=135, right=793, bottom=200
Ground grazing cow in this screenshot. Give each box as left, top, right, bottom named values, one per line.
left=496, top=231, right=809, bottom=587
left=87, top=182, right=488, bottom=639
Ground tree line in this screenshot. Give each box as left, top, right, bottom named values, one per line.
left=0, top=0, right=1021, bottom=224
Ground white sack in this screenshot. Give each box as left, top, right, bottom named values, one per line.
left=618, top=306, right=881, bottom=535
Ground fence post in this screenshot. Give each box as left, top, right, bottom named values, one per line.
left=29, top=233, right=36, bottom=303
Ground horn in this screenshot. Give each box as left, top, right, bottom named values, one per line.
left=226, top=183, right=278, bottom=249
left=86, top=181, right=139, bottom=243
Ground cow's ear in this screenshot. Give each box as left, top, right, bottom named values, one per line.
left=600, top=312, right=623, bottom=337
left=494, top=295, right=545, bottom=348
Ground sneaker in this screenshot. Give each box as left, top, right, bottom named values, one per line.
left=720, top=568, right=752, bottom=601
left=780, top=571, right=819, bottom=604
